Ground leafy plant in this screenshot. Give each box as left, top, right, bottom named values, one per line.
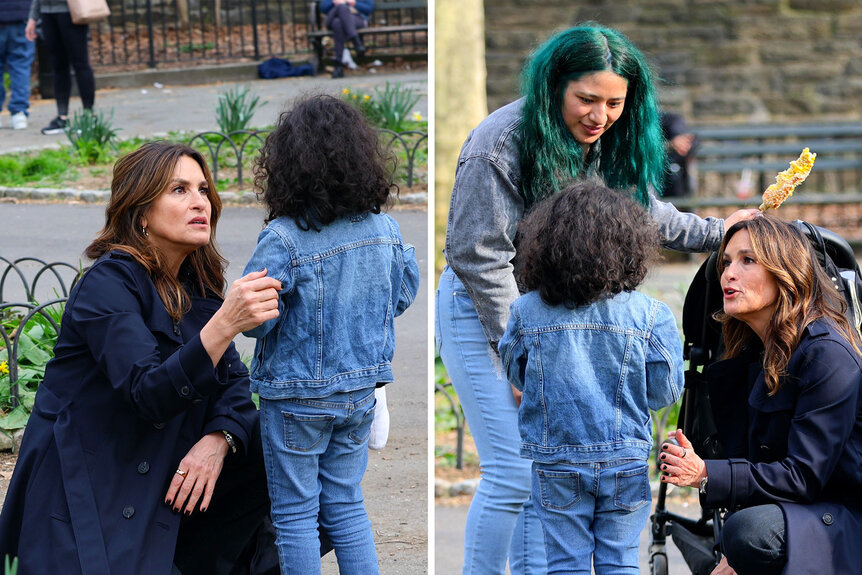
left=373, top=82, right=421, bottom=132
left=4, top=555, right=17, bottom=575
left=0, top=303, right=64, bottom=433
left=341, top=87, right=383, bottom=127
left=65, top=109, right=120, bottom=165
left=215, top=85, right=266, bottom=134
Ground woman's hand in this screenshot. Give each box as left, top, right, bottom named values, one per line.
left=659, top=429, right=707, bottom=488
left=724, top=209, right=759, bottom=230
left=164, top=431, right=229, bottom=515
left=200, top=269, right=281, bottom=365
left=711, top=556, right=737, bottom=575
left=25, top=19, right=37, bottom=42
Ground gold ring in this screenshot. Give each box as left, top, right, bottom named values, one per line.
left=681, top=448, right=688, bottom=458
left=175, top=469, right=187, bottom=477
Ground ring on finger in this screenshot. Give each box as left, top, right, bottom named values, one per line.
left=175, top=468, right=187, bottom=477
left=681, top=448, right=687, bottom=458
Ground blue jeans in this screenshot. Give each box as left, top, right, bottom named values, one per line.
left=0, top=22, right=34, bottom=115
left=260, top=388, right=379, bottom=575
left=436, top=267, right=546, bottom=574
left=532, top=459, right=651, bottom=574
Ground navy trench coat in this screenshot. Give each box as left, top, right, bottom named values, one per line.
left=0, top=251, right=260, bottom=575
left=703, top=319, right=862, bottom=575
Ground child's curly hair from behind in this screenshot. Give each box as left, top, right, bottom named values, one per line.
left=254, top=94, right=397, bottom=229
left=516, top=180, right=660, bottom=307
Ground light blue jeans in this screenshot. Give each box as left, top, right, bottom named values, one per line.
left=260, top=387, right=379, bottom=575
left=532, top=459, right=651, bottom=574
left=436, top=267, right=547, bottom=574
left=0, top=21, right=34, bottom=116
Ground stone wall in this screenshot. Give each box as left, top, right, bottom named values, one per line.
left=483, top=0, right=862, bottom=124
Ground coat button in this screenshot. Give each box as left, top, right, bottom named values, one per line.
left=822, top=513, right=833, bottom=525
left=123, top=505, right=135, bottom=519
left=153, top=422, right=165, bottom=430
left=137, top=461, right=150, bottom=474
left=180, top=386, right=190, bottom=396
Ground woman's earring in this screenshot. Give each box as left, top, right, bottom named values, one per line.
left=142, top=226, right=149, bottom=237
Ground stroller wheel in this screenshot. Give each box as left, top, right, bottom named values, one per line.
left=650, top=552, right=668, bottom=575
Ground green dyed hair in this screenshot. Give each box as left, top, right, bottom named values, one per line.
left=518, top=23, right=667, bottom=208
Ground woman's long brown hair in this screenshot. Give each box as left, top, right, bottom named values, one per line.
left=85, top=142, right=227, bottom=321
left=716, top=216, right=861, bottom=395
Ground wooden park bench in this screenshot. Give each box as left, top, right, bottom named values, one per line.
left=669, top=122, right=862, bottom=244
left=307, top=0, right=428, bottom=73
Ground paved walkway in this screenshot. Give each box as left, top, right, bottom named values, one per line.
left=1, top=69, right=428, bottom=154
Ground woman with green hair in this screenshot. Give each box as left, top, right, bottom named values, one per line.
left=436, top=23, right=757, bottom=574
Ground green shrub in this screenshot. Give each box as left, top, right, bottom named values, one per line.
left=4, top=555, right=16, bottom=575
left=0, top=303, right=64, bottom=433
left=21, top=153, right=68, bottom=180
left=0, top=156, right=22, bottom=185
left=373, top=82, right=421, bottom=132
left=66, top=109, right=120, bottom=165
left=215, top=85, right=266, bottom=134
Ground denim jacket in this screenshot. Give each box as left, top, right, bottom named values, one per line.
left=499, top=290, right=684, bottom=464
left=242, top=212, right=420, bottom=399
left=445, top=99, right=726, bottom=348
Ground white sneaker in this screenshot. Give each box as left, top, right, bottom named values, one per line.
left=11, top=112, right=27, bottom=130
left=342, top=48, right=359, bottom=70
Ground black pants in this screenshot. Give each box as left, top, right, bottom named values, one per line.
left=172, top=420, right=333, bottom=575
left=325, top=4, right=366, bottom=63
left=39, top=11, right=95, bottom=116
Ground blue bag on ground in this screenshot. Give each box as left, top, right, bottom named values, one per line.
left=258, top=57, right=314, bottom=79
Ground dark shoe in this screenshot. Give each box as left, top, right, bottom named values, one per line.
left=331, top=65, right=344, bottom=79
left=351, top=35, right=367, bottom=56
left=41, top=116, right=67, bottom=135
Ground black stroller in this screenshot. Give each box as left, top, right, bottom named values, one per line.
left=647, top=220, right=862, bottom=575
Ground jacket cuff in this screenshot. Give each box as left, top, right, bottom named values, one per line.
left=704, top=458, right=750, bottom=509
left=167, top=335, right=224, bottom=401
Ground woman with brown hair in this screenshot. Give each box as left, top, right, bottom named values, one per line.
left=660, top=216, right=862, bottom=575
left=0, top=142, right=285, bottom=574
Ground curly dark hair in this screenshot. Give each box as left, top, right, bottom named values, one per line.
left=254, top=94, right=396, bottom=229
left=516, top=180, right=660, bottom=307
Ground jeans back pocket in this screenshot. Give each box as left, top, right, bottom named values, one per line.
left=614, top=463, right=649, bottom=512
left=282, top=411, right=336, bottom=453
left=536, top=469, right=581, bottom=511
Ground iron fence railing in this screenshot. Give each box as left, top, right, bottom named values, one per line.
left=86, top=0, right=309, bottom=70
left=0, top=258, right=82, bottom=411
left=189, top=128, right=427, bottom=189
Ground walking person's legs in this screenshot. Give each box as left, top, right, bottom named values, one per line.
left=1, top=22, right=34, bottom=129
left=53, top=12, right=94, bottom=110
left=436, top=267, right=547, bottom=575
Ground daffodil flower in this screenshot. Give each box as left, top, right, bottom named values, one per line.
left=413, top=112, right=423, bottom=121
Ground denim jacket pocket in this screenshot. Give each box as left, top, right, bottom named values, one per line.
left=537, top=469, right=581, bottom=511
left=282, top=412, right=336, bottom=452
left=613, top=463, right=650, bottom=512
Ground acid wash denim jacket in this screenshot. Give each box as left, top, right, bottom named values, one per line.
left=499, top=290, right=684, bottom=464
left=445, top=98, right=726, bottom=349
left=242, top=212, right=420, bottom=400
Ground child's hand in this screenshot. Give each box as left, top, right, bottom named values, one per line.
left=510, top=385, right=522, bottom=407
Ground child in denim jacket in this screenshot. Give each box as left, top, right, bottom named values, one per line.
left=242, top=94, right=420, bottom=575
left=499, top=181, right=684, bottom=574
